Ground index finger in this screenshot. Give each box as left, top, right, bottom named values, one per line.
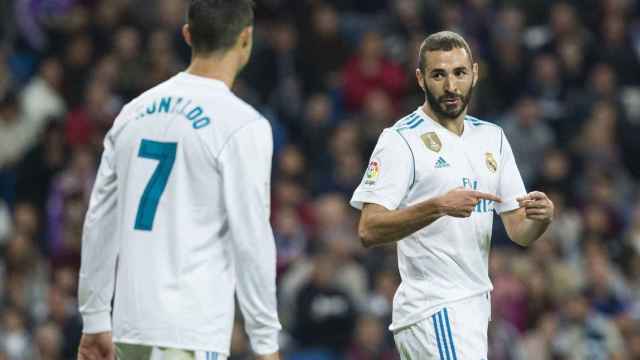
left=470, top=191, right=502, bottom=203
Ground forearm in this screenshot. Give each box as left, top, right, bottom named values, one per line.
left=510, top=217, right=550, bottom=247
left=358, top=199, right=444, bottom=247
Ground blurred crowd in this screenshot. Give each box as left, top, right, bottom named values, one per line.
left=1, top=0, right=640, bottom=359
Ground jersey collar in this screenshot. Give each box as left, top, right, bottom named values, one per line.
left=416, top=106, right=468, bottom=139
left=175, top=72, right=230, bottom=91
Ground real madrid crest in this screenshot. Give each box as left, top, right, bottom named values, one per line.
left=485, top=152, right=498, bottom=173
left=421, top=132, right=442, bottom=153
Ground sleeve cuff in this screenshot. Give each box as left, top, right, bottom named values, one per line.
left=350, top=191, right=398, bottom=211
left=81, top=311, right=112, bottom=334
left=249, top=331, right=279, bottom=355
left=494, top=197, right=521, bottom=214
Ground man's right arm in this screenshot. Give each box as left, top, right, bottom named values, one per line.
left=358, top=188, right=502, bottom=247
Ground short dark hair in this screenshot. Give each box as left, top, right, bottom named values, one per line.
left=417, top=31, right=473, bottom=72
left=187, top=0, right=255, bottom=54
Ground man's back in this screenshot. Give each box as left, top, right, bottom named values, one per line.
left=79, top=72, right=280, bottom=354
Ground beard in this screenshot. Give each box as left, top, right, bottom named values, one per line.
left=424, top=83, right=474, bottom=120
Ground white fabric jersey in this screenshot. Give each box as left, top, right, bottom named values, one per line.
left=351, top=107, right=526, bottom=331
left=78, top=72, right=281, bottom=355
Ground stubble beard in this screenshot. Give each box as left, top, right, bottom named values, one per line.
left=424, top=84, right=474, bottom=120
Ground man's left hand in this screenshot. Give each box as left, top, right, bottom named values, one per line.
left=517, top=191, right=554, bottom=223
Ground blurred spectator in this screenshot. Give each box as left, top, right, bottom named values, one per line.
left=322, top=232, right=368, bottom=310
left=0, top=307, right=32, bottom=360
left=531, top=149, right=575, bottom=201
left=628, top=324, right=640, bottom=359
left=299, top=93, right=337, bottom=168
left=43, top=286, right=81, bottom=358
left=342, top=30, right=406, bottom=112
left=488, top=311, right=521, bottom=360
left=566, top=63, right=622, bottom=140
left=46, top=147, right=94, bottom=258
left=582, top=245, right=630, bottom=318
left=489, top=17, right=530, bottom=112
left=65, top=79, right=121, bottom=148
left=382, top=0, right=428, bottom=61
left=490, top=249, right=528, bottom=332
left=299, top=4, right=351, bottom=93
left=112, top=26, right=146, bottom=101
left=500, top=96, right=555, bottom=184
left=543, top=190, right=583, bottom=263
left=14, top=121, right=67, bottom=246
left=32, top=321, right=62, bottom=360
left=144, top=29, right=184, bottom=89
left=19, top=58, right=66, bottom=133
left=527, top=53, right=567, bottom=124
left=61, top=34, right=94, bottom=108
left=0, top=50, right=12, bottom=98
left=359, top=90, right=396, bottom=150
left=554, top=291, right=625, bottom=360
left=292, top=254, right=357, bottom=357
left=366, top=270, right=398, bottom=321
left=0, top=92, right=30, bottom=204
left=347, top=314, right=396, bottom=360
left=274, top=207, right=308, bottom=274
left=598, top=13, right=640, bottom=86
left=0, top=200, right=10, bottom=245
left=516, top=312, right=559, bottom=360
left=245, top=21, right=305, bottom=136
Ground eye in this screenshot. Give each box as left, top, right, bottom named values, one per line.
left=454, top=69, right=467, bottom=77
left=431, top=72, right=445, bottom=80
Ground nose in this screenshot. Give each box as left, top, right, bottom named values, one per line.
left=444, top=74, right=456, bottom=93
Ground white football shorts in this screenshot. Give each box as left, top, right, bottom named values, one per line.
left=115, top=343, right=228, bottom=360
left=393, top=292, right=491, bottom=360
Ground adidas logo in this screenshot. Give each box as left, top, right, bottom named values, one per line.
left=435, top=156, right=450, bottom=168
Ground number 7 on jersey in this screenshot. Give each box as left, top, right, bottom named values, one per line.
left=134, top=139, right=177, bottom=231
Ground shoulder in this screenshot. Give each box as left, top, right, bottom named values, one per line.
left=229, top=95, right=266, bottom=125
left=465, top=115, right=504, bottom=140
left=224, top=95, right=271, bottom=136
left=464, top=115, right=502, bottom=131
left=392, top=111, right=425, bottom=132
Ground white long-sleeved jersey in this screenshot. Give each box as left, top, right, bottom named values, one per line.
left=78, top=72, right=281, bottom=355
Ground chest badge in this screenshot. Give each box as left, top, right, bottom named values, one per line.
left=421, top=132, right=442, bottom=152
left=485, top=152, right=498, bottom=173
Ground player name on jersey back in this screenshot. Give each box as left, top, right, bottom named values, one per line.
left=134, top=96, right=212, bottom=130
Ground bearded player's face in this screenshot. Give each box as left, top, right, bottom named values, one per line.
left=417, top=48, right=476, bottom=120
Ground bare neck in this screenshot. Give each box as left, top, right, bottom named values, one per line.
left=185, top=52, right=240, bottom=89
left=421, top=103, right=466, bottom=136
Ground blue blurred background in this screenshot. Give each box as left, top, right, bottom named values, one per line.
left=1, top=0, right=640, bottom=359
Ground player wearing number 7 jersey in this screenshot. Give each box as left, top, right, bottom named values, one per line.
left=77, top=1, right=281, bottom=359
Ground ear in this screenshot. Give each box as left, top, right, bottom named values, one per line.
left=238, top=26, right=253, bottom=49
left=472, top=62, right=479, bottom=87
left=182, top=24, right=192, bottom=47
left=415, top=68, right=426, bottom=92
